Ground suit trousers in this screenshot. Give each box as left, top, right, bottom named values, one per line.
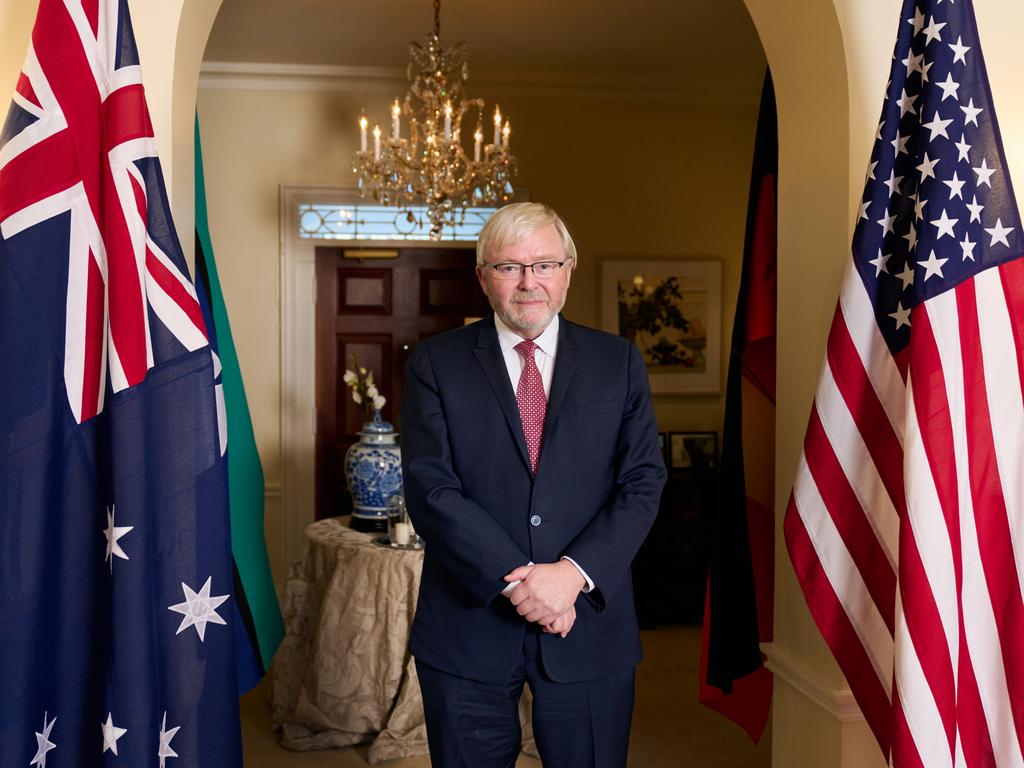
left=415, top=625, right=635, bottom=768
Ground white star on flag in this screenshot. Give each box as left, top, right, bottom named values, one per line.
left=961, top=98, right=983, bottom=126
left=923, top=111, right=953, bottom=141
left=936, top=72, right=960, bottom=101
left=919, top=249, right=949, bottom=280
left=949, top=35, right=971, bottom=64
left=859, top=199, right=871, bottom=220
left=883, top=170, right=904, bottom=198
left=30, top=712, right=56, bottom=768
left=908, top=6, right=926, bottom=35
left=889, top=301, right=912, bottom=329
left=168, top=576, right=229, bottom=641
left=902, top=51, right=924, bottom=77
left=897, top=88, right=918, bottom=117
left=903, top=223, right=919, bottom=251
left=101, top=713, right=128, bottom=755
left=985, top=218, right=1014, bottom=248
left=896, top=261, right=915, bottom=290
left=955, top=134, right=971, bottom=162
left=158, top=712, right=181, bottom=768
left=922, top=15, right=947, bottom=44
left=914, top=195, right=928, bottom=221
left=891, top=131, right=910, bottom=157
left=930, top=209, right=958, bottom=239
left=960, top=234, right=976, bottom=261
left=973, top=158, right=996, bottom=187
left=103, top=505, right=133, bottom=572
left=967, top=195, right=984, bottom=222
left=917, top=152, right=940, bottom=179
left=943, top=171, right=966, bottom=200
left=869, top=249, right=891, bottom=277
left=877, top=212, right=897, bottom=236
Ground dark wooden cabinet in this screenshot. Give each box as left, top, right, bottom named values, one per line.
left=632, top=469, right=716, bottom=627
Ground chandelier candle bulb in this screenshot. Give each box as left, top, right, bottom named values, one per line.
left=493, top=106, right=502, bottom=145
left=444, top=102, right=452, bottom=140
left=391, top=100, right=401, bottom=140
left=359, top=115, right=368, bottom=153
left=473, top=127, right=482, bottom=161
left=373, top=125, right=381, bottom=161
left=502, top=121, right=510, bottom=149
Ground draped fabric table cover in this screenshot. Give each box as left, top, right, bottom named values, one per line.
left=271, top=517, right=536, bottom=764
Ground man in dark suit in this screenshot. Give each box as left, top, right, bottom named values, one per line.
left=401, top=202, right=666, bottom=767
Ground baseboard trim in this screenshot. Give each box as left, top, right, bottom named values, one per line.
left=761, top=642, right=864, bottom=722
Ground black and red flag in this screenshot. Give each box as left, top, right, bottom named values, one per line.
left=699, top=71, right=777, bottom=742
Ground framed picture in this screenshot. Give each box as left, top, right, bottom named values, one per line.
left=600, top=259, right=722, bottom=394
left=657, top=432, right=668, bottom=467
left=668, top=431, right=719, bottom=470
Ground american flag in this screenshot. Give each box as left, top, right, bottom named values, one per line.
left=0, top=0, right=241, bottom=765
left=785, top=0, right=1024, bottom=764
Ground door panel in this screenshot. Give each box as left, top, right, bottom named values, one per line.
left=315, top=246, right=489, bottom=520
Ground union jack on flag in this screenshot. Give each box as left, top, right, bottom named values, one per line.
left=0, top=0, right=241, bottom=765
left=0, top=0, right=209, bottom=424
left=785, top=0, right=1024, bottom=764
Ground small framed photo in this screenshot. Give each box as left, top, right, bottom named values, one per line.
left=657, top=432, right=668, bottom=466
left=668, top=431, right=719, bottom=470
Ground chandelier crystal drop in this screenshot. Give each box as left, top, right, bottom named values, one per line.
left=352, top=0, right=516, bottom=240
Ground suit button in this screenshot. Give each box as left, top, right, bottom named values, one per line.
left=530, top=515, right=542, bottom=527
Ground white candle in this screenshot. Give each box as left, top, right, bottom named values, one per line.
left=373, top=125, right=381, bottom=161
left=391, top=99, right=401, bottom=140
left=444, top=101, right=452, bottom=140
left=493, top=106, right=502, bottom=145
left=473, top=127, right=483, bottom=161
left=502, top=121, right=510, bottom=149
left=359, top=115, right=368, bottom=153
left=393, top=522, right=410, bottom=545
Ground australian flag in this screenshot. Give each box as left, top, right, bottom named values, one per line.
left=0, top=1, right=242, bottom=765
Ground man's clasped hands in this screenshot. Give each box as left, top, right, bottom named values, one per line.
left=503, top=561, right=587, bottom=638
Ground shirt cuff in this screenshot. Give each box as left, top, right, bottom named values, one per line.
left=561, top=556, right=594, bottom=593
left=502, top=561, right=534, bottom=596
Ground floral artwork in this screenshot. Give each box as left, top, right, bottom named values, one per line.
left=601, top=260, right=722, bottom=394
left=616, top=275, right=709, bottom=372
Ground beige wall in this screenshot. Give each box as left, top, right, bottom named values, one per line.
left=195, top=80, right=767, bottom=493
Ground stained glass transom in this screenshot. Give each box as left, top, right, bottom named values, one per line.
left=298, top=203, right=497, bottom=242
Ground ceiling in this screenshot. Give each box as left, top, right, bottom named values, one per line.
left=204, top=0, right=765, bottom=85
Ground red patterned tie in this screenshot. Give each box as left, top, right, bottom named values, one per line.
left=514, top=340, right=547, bottom=474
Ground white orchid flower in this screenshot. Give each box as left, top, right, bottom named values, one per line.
left=343, top=370, right=357, bottom=385
left=366, top=385, right=379, bottom=399
left=359, top=367, right=367, bottom=375
left=352, top=391, right=362, bottom=404
left=373, top=395, right=386, bottom=410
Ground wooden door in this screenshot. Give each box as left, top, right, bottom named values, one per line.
left=314, top=246, right=490, bottom=520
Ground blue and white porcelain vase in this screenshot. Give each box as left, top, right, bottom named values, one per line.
left=344, top=410, right=402, bottom=532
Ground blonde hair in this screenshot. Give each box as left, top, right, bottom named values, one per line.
left=476, top=202, right=577, bottom=267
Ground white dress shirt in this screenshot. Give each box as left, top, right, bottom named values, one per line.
left=493, top=313, right=595, bottom=595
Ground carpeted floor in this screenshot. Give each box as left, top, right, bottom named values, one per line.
left=242, top=626, right=771, bottom=767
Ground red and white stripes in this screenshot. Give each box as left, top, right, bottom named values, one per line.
left=786, top=258, right=1024, bottom=766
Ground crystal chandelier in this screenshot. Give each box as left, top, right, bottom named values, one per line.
left=352, top=0, right=516, bottom=240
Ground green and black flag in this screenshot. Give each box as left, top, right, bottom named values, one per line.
left=195, top=115, right=284, bottom=693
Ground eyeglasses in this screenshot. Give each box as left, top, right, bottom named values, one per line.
left=482, top=260, right=571, bottom=280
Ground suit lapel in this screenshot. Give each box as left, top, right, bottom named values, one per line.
left=473, top=316, right=531, bottom=471
left=544, top=316, right=580, bottom=436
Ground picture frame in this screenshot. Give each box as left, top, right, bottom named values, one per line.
left=600, top=259, right=722, bottom=394
left=668, top=431, right=719, bottom=471
left=657, top=432, right=669, bottom=468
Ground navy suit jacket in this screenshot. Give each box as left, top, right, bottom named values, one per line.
left=401, top=314, right=666, bottom=684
